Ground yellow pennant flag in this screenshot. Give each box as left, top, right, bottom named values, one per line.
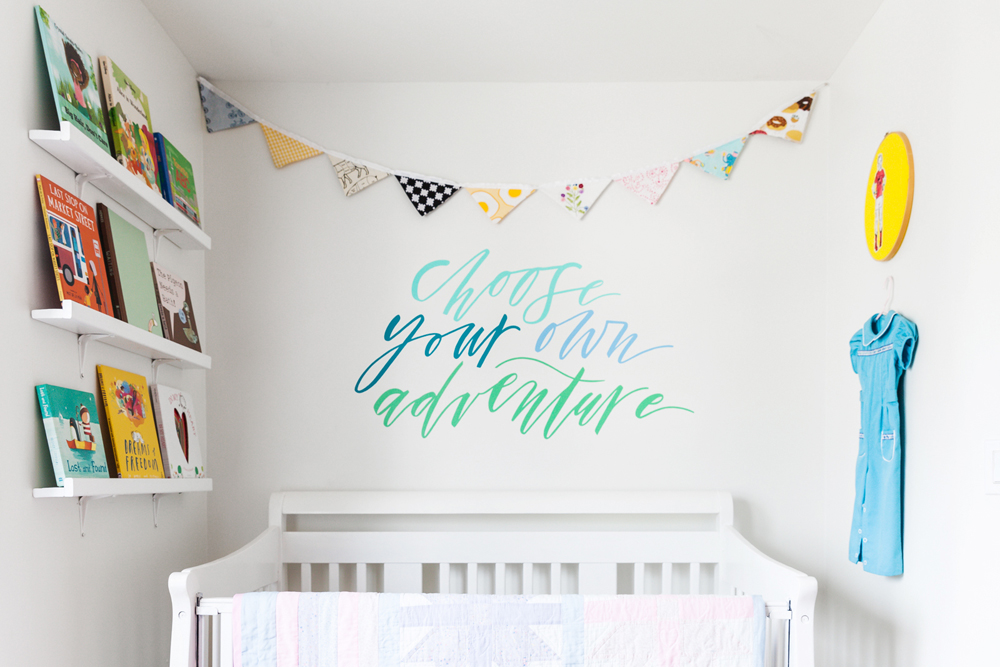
left=261, top=124, right=324, bottom=168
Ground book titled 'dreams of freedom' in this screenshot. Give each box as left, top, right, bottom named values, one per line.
left=98, top=55, right=158, bottom=192
left=96, top=365, right=163, bottom=479
left=96, top=203, right=163, bottom=336
left=151, top=262, right=201, bottom=352
left=34, top=6, right=111, bottom=155
left=36, top=384, right=110, bottom=486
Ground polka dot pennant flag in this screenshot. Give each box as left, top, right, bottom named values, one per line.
left=538, top=179, right=612, bottom=220
left=330, top=157, right=390, bottom=196
left=686, top=136, right=748, bottom=180
left=394, top=175, right=460, bottom=216
left=199, top=80, right=255, bottom=133
left=615, top=163, right=680, bottom=205
left=752, top=91, right=817, bottom=143
left=260, top=124, right=324, bottom=169
left=465, top=186, right=535, bottom=223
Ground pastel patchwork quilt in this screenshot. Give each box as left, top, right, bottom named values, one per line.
left=232, top=592, right=766, bottom=667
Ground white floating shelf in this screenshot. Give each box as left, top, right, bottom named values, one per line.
left=32, top=300, right=211, bottom=370
left=29, top=121, right=211, bottom=251
left=33, top=477, right=213, bottom=498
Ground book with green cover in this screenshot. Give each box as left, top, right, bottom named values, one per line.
left=96, top=203, right=163, bottom=336
left=98, top=56, right=158, bottom=192
left=154, top=133, right=200, bottom=226
left=36, top=384, right=110, bottom=486
left=34, top=6, right=111, bottom=154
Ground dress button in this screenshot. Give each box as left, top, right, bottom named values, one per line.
left=863, top=538, right=867, bottom=543
left=863, top=560, right=868, bottom=565
left=858, top=529, right=862, bottom=534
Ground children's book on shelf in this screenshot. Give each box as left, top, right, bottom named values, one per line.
left=153, top=133, right=201, bottom=226
left=96, top=203, right=163, bottom=336
left=150, top=384, right=205, bottom=479
left=36, top=384, right=110, bottom=486
left=97, top=56, right=158, bottom=192
left=34, top=6, right=111, bottom=155
left=151, top=262, right=202, bottom=352
left=96, top=365, right=164, bottom=479
left=36, top=174, right=112, bottom=315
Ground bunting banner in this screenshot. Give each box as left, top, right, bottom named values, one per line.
left=196, top=76, right=822, bottom=222
left=395, top=175, right=461, bottom=216
left=260, top=124, right=324, bottom=169
left=687, top=136, right=748, bottom=180
left=753, top=92, right=815, bottom=143
left=540, top=179, right=612, bottom=220
left=331, top=157, right=390, bottom=196
left=615, top=163, right=680, bottom=205
left=465, top=186, right=535, bottom=223
left=198, top=80, right=255, bottom=133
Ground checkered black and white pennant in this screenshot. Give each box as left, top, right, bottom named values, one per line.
left=394, top=175, right=460, bottom=216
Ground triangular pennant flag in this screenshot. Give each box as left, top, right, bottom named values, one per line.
left=394, top=175, right=460, bottom=216
left=539, top=179, right=612, bottom=220
left=198, top=80, right=255, bottom=133
left=752, top=91, right=816, bottom=143
left=466, top=186, right=535, bottom=223
left=330, top=157, right=390, bottom=196
left=615, top=163, right=680, bottom=205
left=686, top=137, right=748, bottom=180
left=260, top=125, right=324, bottom=169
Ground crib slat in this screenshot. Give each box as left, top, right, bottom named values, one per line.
left=633, top=563, right=644, bottom=595
left=384, top=563, right=422, bottom=593
left=495, top=563, right=505, bottom=594
left=211, top=612, right=221, bottom=667
left=329, top=563, right=340, bottom=592
left=690, top=562, right=701, bottom=595
left=220, top=608, right=232, bottom=667
left=357, top=563, right=367, bottom=593
left=301, top=563, right=312, bottom=592
left=551, top=563, right=560, bottom=594
left=523, top=563, right=531, bottom=594
left=467, top=563, right=476, bottom=594
left=197, top=614, right=209, bottom=667
left=439, top=563, right=449, bottom=593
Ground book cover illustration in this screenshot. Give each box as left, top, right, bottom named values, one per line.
left=150, top=384, right=205, bottom=479
left=154, top=133, right=201, bottom=226
left=34, top=6, right=111, bottom=154
left=151, top=262, right=201, bottom=352
left=36, top=384, right=110, bottom=486
left=96, top=365, right=163, bottom=479
left=36, top=174, right=112, bottom=315
left=96, top=204, right=163, bottom=335
left=98, top=56, right=158, bottom=192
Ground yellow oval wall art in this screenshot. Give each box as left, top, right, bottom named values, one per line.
left=865, top=132, right=913, bottom=261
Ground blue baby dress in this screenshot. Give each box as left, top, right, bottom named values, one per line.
left=849, top=310, right=917, bottom=576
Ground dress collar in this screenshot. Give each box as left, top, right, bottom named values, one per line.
left=862, top=310, right=897, bottom=346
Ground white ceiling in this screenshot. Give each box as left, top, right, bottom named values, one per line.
left=141, top=0, right=883, bottom=83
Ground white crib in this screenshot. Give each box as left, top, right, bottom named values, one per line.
left=168, top=491, right=817, bottom=667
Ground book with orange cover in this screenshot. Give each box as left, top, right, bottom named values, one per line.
left=96, top=365, right=163, bottom=479
left=36, top=174, right=112, bottom=315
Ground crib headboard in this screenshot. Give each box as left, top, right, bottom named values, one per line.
left=169, top=491, right=815, bottom=667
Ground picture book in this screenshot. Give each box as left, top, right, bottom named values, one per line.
left=154, top=133, right=201, bottom=226
left=150, top=384, right=205, bottom=479
left=36, top=384, right=110, bottom=486
left=96, top=203, right=163, bottom=336
left=36, top=174, right=112, bottom=315
left=34, top=6, right=111, bottom=155
left=96, top=365, right=163, bottom=479
left=151, top=262, right=201, bottom=352
left=98, top=56, right=158, bottom=192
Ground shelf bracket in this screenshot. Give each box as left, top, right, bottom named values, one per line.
left=74, top=172, right=110, bottom=197
left=151, top=358, right=170, bottom=384
left=77, top=333, right=111, bottom=377
left=77, top=494, right=110, bottom=536
left=152, top=493, right=161, bottom=528
left=152, top=229, right=182, bottom=261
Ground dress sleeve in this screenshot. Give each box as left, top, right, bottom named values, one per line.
left=849, top=329, right=863, bottom=374
left=895, top=316, right=918, bottom=369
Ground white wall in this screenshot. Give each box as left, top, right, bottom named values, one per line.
left=0, top=1, right=208, bottom=664
left=204, top=81, right=830, bottom=585
left=821, top=0, right=1000, bottom=664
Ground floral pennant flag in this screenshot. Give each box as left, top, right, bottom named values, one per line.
left=540, top=179, right=612, bottom=220
left=395, top=175, right=460, bottom=216
left=466, top=186, right=535, bottom=223
left=330, top=157, right=390, bottom=196
left=752, top=91, right=816, bottom=142
left=261, top=125, right=324, bottom=169
left=686, top=136, right=748, bottom=180
left=198, top=79, right=255, bottom=133
left=615, top=163, right=680, bottom=205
